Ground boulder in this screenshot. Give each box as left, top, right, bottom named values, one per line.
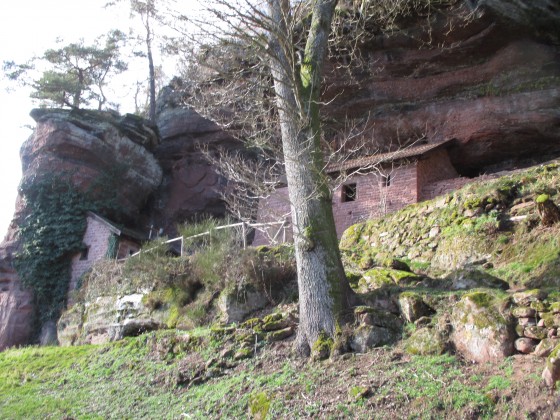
left=57, top=304, right=85, bottom=346
left=356, top=268, right=420, bottom=292
left=445, top=268, right=509, bottom=291
left=451, top=291, right=515, bottom=363
left=354, top=306, right=403, bottom=330
left=405, top=328, right=447, bottom=356
left=514, top=337, right=538, bottom=354
left=523, top=325, right=548, bottom=340
left=512, top=306, right=536, bottom=318
left=512, top=289, right=547, bottom=306
left=534, top=338, right=560, bottom=358
left=57, top=292, right=166, bottom=345
left=350, top=325, right=399, bottom=353
left=398, top=292, right=434, bottom=323
left=542, top=343, right=560, bottom=389
left=218, top=286, right=268, bottom=324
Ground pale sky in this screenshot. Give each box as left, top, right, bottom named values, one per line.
left=0, top=0, right=198, bottom=239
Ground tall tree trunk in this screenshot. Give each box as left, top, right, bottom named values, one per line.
left=267, top=0, right=354, bottom=358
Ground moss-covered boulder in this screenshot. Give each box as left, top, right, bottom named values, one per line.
left=445, top=269, right=509, bottom=291
left=350, top=325, right=400, bottom=353
left=218, top=286, right=269, bottom=324
left=542, top=343, right=560, bottom=389
left=524, top=325, right=548, bottom=340
left=512, top=306, right=536, bottom=318
left=354, top=306, right=403, bottom=330
left=405, top=327, right=447, bottom=356
left=355, top=268, right=421, bottom=293
left=432, top=233, right=490, bottom=271
left=450, top=291, right=515, bottom=362
left=398, top=292, right=434, bottom=323
left=512, top=289, right=548, bottom=306
left=57, top=303, right=84, bottom=346
left=534, top=338, right=560, bottom=358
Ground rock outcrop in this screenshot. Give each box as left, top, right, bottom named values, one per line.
left=149, top=87, right=242, bottom=234
left=0, top=236, right=33, bottom=351
left=450, top=291, right=515, bottom=362
left=24, top=108, right=163, bottom=218
left=0, top=109, right=163, bottom=350
left=324, top=3, right=560, bottom=176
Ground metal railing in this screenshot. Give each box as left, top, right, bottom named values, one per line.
left=126, top=219, right=289, bottom=259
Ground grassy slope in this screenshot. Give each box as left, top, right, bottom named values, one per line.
left=2, top=163, right=560, bottom=419
left=1, top=330, right=554, bottom=419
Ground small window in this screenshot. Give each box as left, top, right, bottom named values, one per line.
left=342, top=183, right=357, bottom=202
left=381, top=174, right=391, bottom=187
left=80, top=246, right=90, bottom=261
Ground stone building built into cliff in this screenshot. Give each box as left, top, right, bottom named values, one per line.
left=253, top=139, right=473, bottom=245
left=68, top=213, right=144, bottom=298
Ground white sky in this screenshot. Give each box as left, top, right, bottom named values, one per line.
left=0, top=0, right=200, bottom=239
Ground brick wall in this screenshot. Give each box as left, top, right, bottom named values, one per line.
left=251, top=148, right=501, bottom=245
left=252, top=163, right=420, bottom=244
left=332, top=163, right=419, bottom=236
left=68, top=216, right=113, bottom=295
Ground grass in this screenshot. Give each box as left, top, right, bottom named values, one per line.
left=1, top=330, right=556, bottom=419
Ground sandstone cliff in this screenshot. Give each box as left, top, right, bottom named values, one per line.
left=323, top=2, right=560, bottom=175
left=0, top=109, right=163, bottom=350
left=1, top=0, right=560, bottom=350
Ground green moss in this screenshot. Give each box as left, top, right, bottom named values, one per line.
left=311, top=331, right=334, bottom=361
left=166, top=307, right=179, bottom=328
left=348, top=385, right=370, bottom=401
left=241, top=318, right=262, bottom=329
left=405, top=328, right=446, bottom=356
left=463, top=291, right=493, bottom=308
left=248, top=391, right=271, bottom=419
left=536, top=194, right=550, bottom=204
left=262, top=313, right=283, bottom=324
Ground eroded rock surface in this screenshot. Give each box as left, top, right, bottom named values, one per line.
left=150, top=90, right=242, bottom=234
left=24, top=108, right=163, bottom=218
left=0, top=239, right=34, bottom=351
left=451, top=291, right=515, bottom=362
left=323, top=4, right=560, bottom=176
left=0, top=109, right=163, bottom=350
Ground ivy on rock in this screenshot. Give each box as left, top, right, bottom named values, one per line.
left=14, top=174, right=117, bottom=329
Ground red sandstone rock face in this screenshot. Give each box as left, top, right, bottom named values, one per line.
left=0, top=238, right=33, bottom=351
left=323, top=6, right=560, bottom=175
left=22, top=109, right=163, bottom=218
left=150, top=104, right=242, bottom=234
left=0, top=109, right=163, bottom=350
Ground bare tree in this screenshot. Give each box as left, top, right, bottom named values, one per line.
left=178, top=0, right=468, bottom=357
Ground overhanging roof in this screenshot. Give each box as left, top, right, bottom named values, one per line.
left=326, top=138, right=456, bottom=173
left=86, top=212, right=146, bottom=242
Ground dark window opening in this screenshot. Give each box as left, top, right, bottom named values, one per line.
left=342, top=183, right=357, bottom=202
left=80, top=246, right=90, bottom=261
left=381, top=174, right=391, bottom=187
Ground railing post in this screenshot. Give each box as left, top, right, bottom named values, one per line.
left=242, top=222, right=247, bottom=249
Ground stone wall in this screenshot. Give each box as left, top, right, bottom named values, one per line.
left=332, top=164, right=419, bottom=237
left=69, top=216, right=114, bottom=295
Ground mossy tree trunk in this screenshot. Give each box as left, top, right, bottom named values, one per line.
left=267, top=0, right=355, bottom=357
